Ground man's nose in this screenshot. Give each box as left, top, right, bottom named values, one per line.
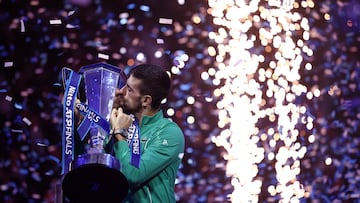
left=115, top=86, right=125, bottom=96
left=115, top=88, right=122, bottom=96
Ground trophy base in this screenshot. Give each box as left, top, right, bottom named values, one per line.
left=62, top=153, right=128, bottom=203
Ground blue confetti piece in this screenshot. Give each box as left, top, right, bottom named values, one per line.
left=127, top=3, right=136, bottom=9
left=45, top=170, right=54, bottom=176
left=180, top=83, right=192, bottom=91
left=20, top=145, right=30, bottom=152
left=19, top=168, right=29, bottom=175
left=31, top=173, right=42, bottom=182
left=139, top=5, right=150, bottom=12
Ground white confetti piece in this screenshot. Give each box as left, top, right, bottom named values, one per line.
left=5, top=95, right=12, bottom=102
left=22, top=117, right=32, bottom=126
left=11, top=129, right=23, bottom=133
left=119, top=12, right=129, bottom=18
left=20, top=19, right=25, bottom=32
left=49, top=19, right=62, bottom=25
left=4, top=61, right=13, bottom=67
left=98, top=53, right=109, bottom=60
left=36, top=142, right=48, bottom=147
left=159, top=18, right=173, bottom=25
left=68, top=10, right=75, bottom=16
left=0, top=184, right=9, bottom=191
left=156, top=38, right=164, bottom=44
left=66, top=24, right=78, bottom=29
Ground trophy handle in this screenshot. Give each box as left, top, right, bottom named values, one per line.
left=61, top=67, right=72, bottom=90
left=62, top=67, right=87, bottom=103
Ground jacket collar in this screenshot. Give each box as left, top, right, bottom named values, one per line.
left=140, top=110, right=163, bottom=126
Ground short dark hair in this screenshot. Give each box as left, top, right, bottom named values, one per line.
left=129, top=64, right=171, bottom=109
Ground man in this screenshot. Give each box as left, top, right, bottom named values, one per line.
left=109, top=64, right=185, bottom=203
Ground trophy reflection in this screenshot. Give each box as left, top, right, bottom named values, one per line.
left=61, top=63, right=128, bottom=203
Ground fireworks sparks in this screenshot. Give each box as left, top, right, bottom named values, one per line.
left=208, top=0, right=315, bottom=202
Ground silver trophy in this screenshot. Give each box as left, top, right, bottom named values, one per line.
left=61, top=63, right=128, bottom=203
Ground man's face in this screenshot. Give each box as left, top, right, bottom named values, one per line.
left=114, top=75, right=143, bottom=114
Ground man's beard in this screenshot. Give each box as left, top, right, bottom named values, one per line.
left=122, top=101, right=142, bottom=115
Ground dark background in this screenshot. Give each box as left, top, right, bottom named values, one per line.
left=0, top=0, right=359, bottom=202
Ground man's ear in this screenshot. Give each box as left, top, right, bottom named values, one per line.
left=142, top=95, right=152, bottom=106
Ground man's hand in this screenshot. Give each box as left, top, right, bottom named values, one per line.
left=110, top=107, right=133, bottom=130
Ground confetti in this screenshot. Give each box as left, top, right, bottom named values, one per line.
left=65, top=24, right=78, bottom=29
left=49, top=19, right=62, bottom=25
left=156, top=38, right=165, bottom=44
left=22, top=117, right=32, bottom=126
left=5, top=95, right=12, bottom=102
left=20, top=19, right=25, bottom=32
left=159, top=18, right=173, bottom=24
left=68, top=10, right=75, bottom=16
left=98, top=53, right=109, bottom=60
left=0, top=0, right=359, bottom=202
left=4, top=61, right=13, bottom=67
left=36, top=142, right=48, bottom=147
left=11, top=129, right=23, bottom=133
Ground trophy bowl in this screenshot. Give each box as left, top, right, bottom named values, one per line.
left=61, top=63, right=128, bottom=203
left=62, top=154, right=128, bottom=203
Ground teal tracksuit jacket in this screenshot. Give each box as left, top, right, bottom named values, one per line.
left=114, top=110, right=185, bottom=203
